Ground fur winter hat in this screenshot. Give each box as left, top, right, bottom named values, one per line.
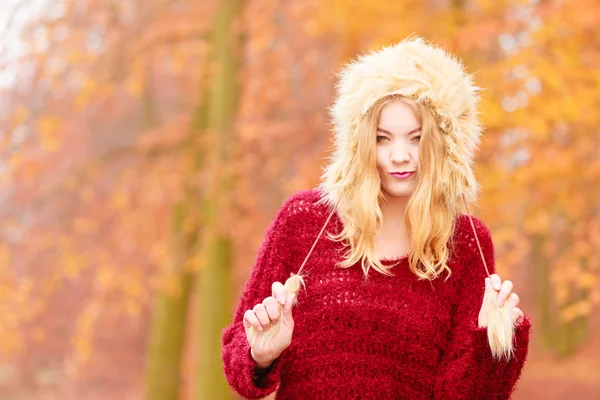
left=319, top=36, right=483, bottom=210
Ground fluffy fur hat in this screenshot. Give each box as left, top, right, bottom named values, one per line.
left=319, top=36, right=483, bottom=210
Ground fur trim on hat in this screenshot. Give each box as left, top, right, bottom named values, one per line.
left=318, top=36, right=483, bottom=212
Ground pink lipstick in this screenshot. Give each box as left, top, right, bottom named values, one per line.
left=390, top=172, right=414, bottom=179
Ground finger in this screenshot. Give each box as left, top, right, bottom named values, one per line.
left=272, top=281, right=286, bottom=305
left=283, top=292, right=295, bottom=313
left=253, top=303, right=271, bottom=328
left=508, top=292, right=520, bottom=307
left=484, top=277, right=492, bottom=290
left=497, top=280, right=513, bottom=306
left=490, top=274, right=502, bottom=291
left=243, top=309, right=263, bottom=332
left=263, top=296, right=281, bottom=322
left=513, top=307, right=524, bottom=323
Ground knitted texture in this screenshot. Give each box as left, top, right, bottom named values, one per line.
left=221, top=189, right=531, bottom=400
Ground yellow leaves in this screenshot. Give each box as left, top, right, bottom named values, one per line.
left=125, top=59, right=147, bottom=98
left=57, top=237, right=86, bottom=281
left=577, top=272, right=596, bottom=291
left=160, top=271, right=185, bottom=298
left=554, top=282, right=569, bottom=307
left=12, top=107, right=30, bottom=125
left=313, top=0, right=421, bottom=45
left=125, top=75, right=144, bottom=98
left=124, top=298, right=141, bottom=317
left=80, top=186, right=96, bottom=202
left=62, top=254, right=84, bottom=281
left=572, top=241, right=593, bottom=259
left=559, top=299, right=592, bottom=324
left=523, top=210, right=551, bottom=235
left=479, top=96, right=505, bottom=129
left=67, top=49, right=82, bottom=64
left=150, top=242, right=170, bottom=268
left=32, top=328, right=46, bottom=343
left=182, top=213, right=199, bottom=236
left=0, top=244, right=11, bottom=270
left=0, top=276, right=42, bottom=355
left=74, top=78, right=98, bottom=110
left=121, top=277, right=144, bottom=317
left=96, top=265, right=115, bottom=291
left=551, top=258, right=597, bottom=322
left=170, top=47, right=185, bottom=74
left=586, top=158, right=600, bottom=181
left=72, top=217, right=98, bottom=234
left=110, top=192, right=130, bottom=210
left=185, top=250, right=207, bottom=272
left=589, top=220, right=600, bottom=248
left=93, top=263, right=146, bottom=318
left=563, top=94, right=582, bottom=121
left=36, top=115, right=61, bottom=151
left=538, top=58, right=567, bottom=94
left=69, top=301, right=100, bottom=374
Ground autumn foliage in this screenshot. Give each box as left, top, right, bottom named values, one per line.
left=0, top=0, right=598, bottom=399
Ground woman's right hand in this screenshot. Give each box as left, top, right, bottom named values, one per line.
left=243, top=281, right=296, bottom=368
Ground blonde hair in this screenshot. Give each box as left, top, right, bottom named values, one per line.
left=316, top=95, right=458, bottom=281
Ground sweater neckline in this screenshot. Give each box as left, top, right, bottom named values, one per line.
left=329, top=208, right=410, bottom=266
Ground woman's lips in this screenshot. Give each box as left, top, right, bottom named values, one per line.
left=390, top=172, right=414, bottom=179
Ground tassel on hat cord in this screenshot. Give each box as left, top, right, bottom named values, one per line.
left=247, top=204, right=336, bottom=350
left=249, top=196, right=516, bottom=361
left=461, top=194, right=517, bottom=361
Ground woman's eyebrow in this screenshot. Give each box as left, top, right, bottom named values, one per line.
left=376, top=127, right=421, bottom=135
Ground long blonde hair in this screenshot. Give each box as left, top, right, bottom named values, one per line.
left=316, top=95, right=459, bottom=281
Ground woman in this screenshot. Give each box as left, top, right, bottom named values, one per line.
left=221, top=37, right=531, bottom=399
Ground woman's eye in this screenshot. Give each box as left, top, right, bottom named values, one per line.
left=413, top=136, right=421, bottom=142
left=376, top=135, right=388, bottom=142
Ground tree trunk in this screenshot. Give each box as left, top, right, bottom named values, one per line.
left=146, top=205, right=194, bottom=400
left=195, top=0, right=243, bottom=399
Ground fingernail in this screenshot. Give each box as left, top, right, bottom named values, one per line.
left=497, top=299, right=504, bottom=307
left=258, top=326, right=263, bottom=332
left=278, top=295, right=286, bottom=305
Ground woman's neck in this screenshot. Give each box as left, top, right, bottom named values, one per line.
left=380, top=195, right=408, bottom=232
left=376, top=197, right=411, bottom=259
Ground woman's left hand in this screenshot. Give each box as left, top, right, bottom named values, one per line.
left=478, top=274, right=524, bottom=328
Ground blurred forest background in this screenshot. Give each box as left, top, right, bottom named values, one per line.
left=0, top=0, right=599, bottom=399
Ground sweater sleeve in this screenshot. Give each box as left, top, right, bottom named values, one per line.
left=221, top=195, right=299, bottom=399
left=433, top=216, right=532, bottom=400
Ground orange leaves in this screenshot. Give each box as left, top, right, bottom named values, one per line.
left=36, top=115, right=61, bottom=151
left=125, top=77, right=144, bottom=98
left=0, top=275, right=40, bottom=356
left=68, top=301, right=100, bottom=375
left=523, top=210, right=551, bottom=236
left=12, top=107, right=30, bottom=125
left=0, top=0, right=597, bottom=395
left=74, top=78, right=99, bottom=110
left=551, top=259, right=598, bottom=324
left=56, top=237, right=85, bottom=281
left=0, top=244, right=11, bottom=270
left=559, top=299, right=593, bottom=324
left=577, top=272, right=597, bottom=291
left=72, top=217, right=98, bottom=235
left=109, top=192, right=130, bottom=211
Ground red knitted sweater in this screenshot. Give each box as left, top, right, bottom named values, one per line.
left=221, top=189, right=531, bottom=399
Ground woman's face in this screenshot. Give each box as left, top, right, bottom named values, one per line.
left=375, top=100, right=421, bottom=199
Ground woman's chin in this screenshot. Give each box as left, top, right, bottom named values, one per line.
left=382, top=186, right=413, bottom=200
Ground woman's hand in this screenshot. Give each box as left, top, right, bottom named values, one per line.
left=243, top=281, right=296, bottom=368
left=478, top=274, right=524, bottom=328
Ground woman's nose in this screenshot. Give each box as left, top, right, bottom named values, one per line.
left=390, top=147, right=411, bottom=163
